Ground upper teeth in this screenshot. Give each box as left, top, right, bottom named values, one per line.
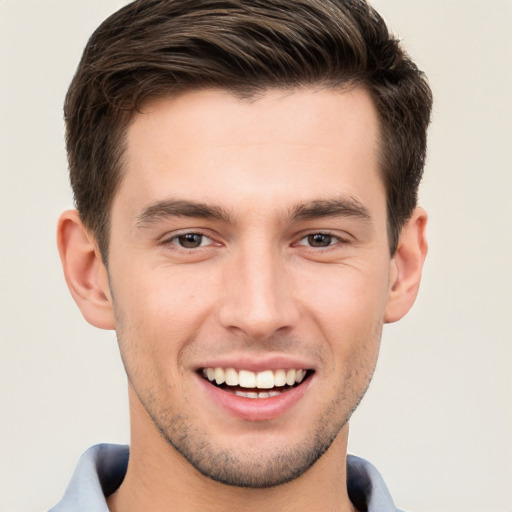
left=202, top=368, right=307, bottom=388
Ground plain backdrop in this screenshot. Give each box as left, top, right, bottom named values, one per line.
left=1, top=1, right=511, bottom=511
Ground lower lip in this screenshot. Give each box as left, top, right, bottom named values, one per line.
left=198, top=375, right=313, bottom=421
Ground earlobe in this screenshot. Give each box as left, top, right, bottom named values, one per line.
left=57, top=210, right=115, bottom=330
left=384, top=207, right=428, bottom=324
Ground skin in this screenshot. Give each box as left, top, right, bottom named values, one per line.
left=58, top=87, right=427, bottom=512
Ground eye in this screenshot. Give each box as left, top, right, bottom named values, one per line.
left=297, top=233, right=340, bottom=248
left=170, top=233, right=212, bottom=249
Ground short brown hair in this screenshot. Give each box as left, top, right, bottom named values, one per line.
left=65, top=0, right=432, bottom=259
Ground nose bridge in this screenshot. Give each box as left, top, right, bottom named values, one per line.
left=219, top=236, right=298, bottom=339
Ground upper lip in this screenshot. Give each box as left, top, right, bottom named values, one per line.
left=194, top=355, right=315, bottom=373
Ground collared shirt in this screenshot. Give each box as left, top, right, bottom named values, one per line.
left=49, top=444, right=404, bottom=512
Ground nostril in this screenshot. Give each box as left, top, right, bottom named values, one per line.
left=217, top=279, right=301, bottom=339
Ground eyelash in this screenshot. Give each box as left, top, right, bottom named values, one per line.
left=163, top=232, right=215, bottom=250
left=295, top=232, right=348, bottom=249
left=161, top=231, right=349, bottom=251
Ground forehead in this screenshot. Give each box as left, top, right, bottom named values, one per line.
left=127, top=86, right=379, bottom=159
left=116, top=87, right=385, bottom=224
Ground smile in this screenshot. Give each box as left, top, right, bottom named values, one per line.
left=200, top=367, right=312, bottom=399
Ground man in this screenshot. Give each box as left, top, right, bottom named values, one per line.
left=52, top=0, right=432, bottom=510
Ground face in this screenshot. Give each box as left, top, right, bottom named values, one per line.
left=107, top=87, right=394, bottom=487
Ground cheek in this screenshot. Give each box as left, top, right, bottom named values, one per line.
left=302, top=261, right=390, bottom=327
left=298, top=262, right=388, bottom=372
left=110, top=264, right=217, bottom=362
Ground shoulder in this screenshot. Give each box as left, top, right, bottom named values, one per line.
left=347, top=455, right=405, bottom=512
left=48, top=444, right=129, bottom=512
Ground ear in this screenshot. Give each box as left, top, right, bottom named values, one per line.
left=385, top=207, right=428, bottom=324
left=57, top=210, right=115, bottom=329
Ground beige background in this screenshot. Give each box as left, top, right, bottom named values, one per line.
left=1, top=1, right=511, bottom=511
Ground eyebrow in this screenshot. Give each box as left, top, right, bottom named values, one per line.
left=290, top=197, right=372, bottom=223
left=136, top=195, right=372, bottom=228
left=136, top=199, right=232, bottom=227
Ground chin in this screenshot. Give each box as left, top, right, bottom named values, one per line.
left=153, top=404, right=349, bottom=488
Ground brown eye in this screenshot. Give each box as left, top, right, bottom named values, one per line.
left=306, top=233, right=334, bottom=247
left=176, top=233, right=205, bottom=248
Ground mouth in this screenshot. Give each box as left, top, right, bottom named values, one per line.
left=199, top=367, right=314, bottom=399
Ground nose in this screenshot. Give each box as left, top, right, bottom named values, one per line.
left=218, top=243, right=300, bottom=340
